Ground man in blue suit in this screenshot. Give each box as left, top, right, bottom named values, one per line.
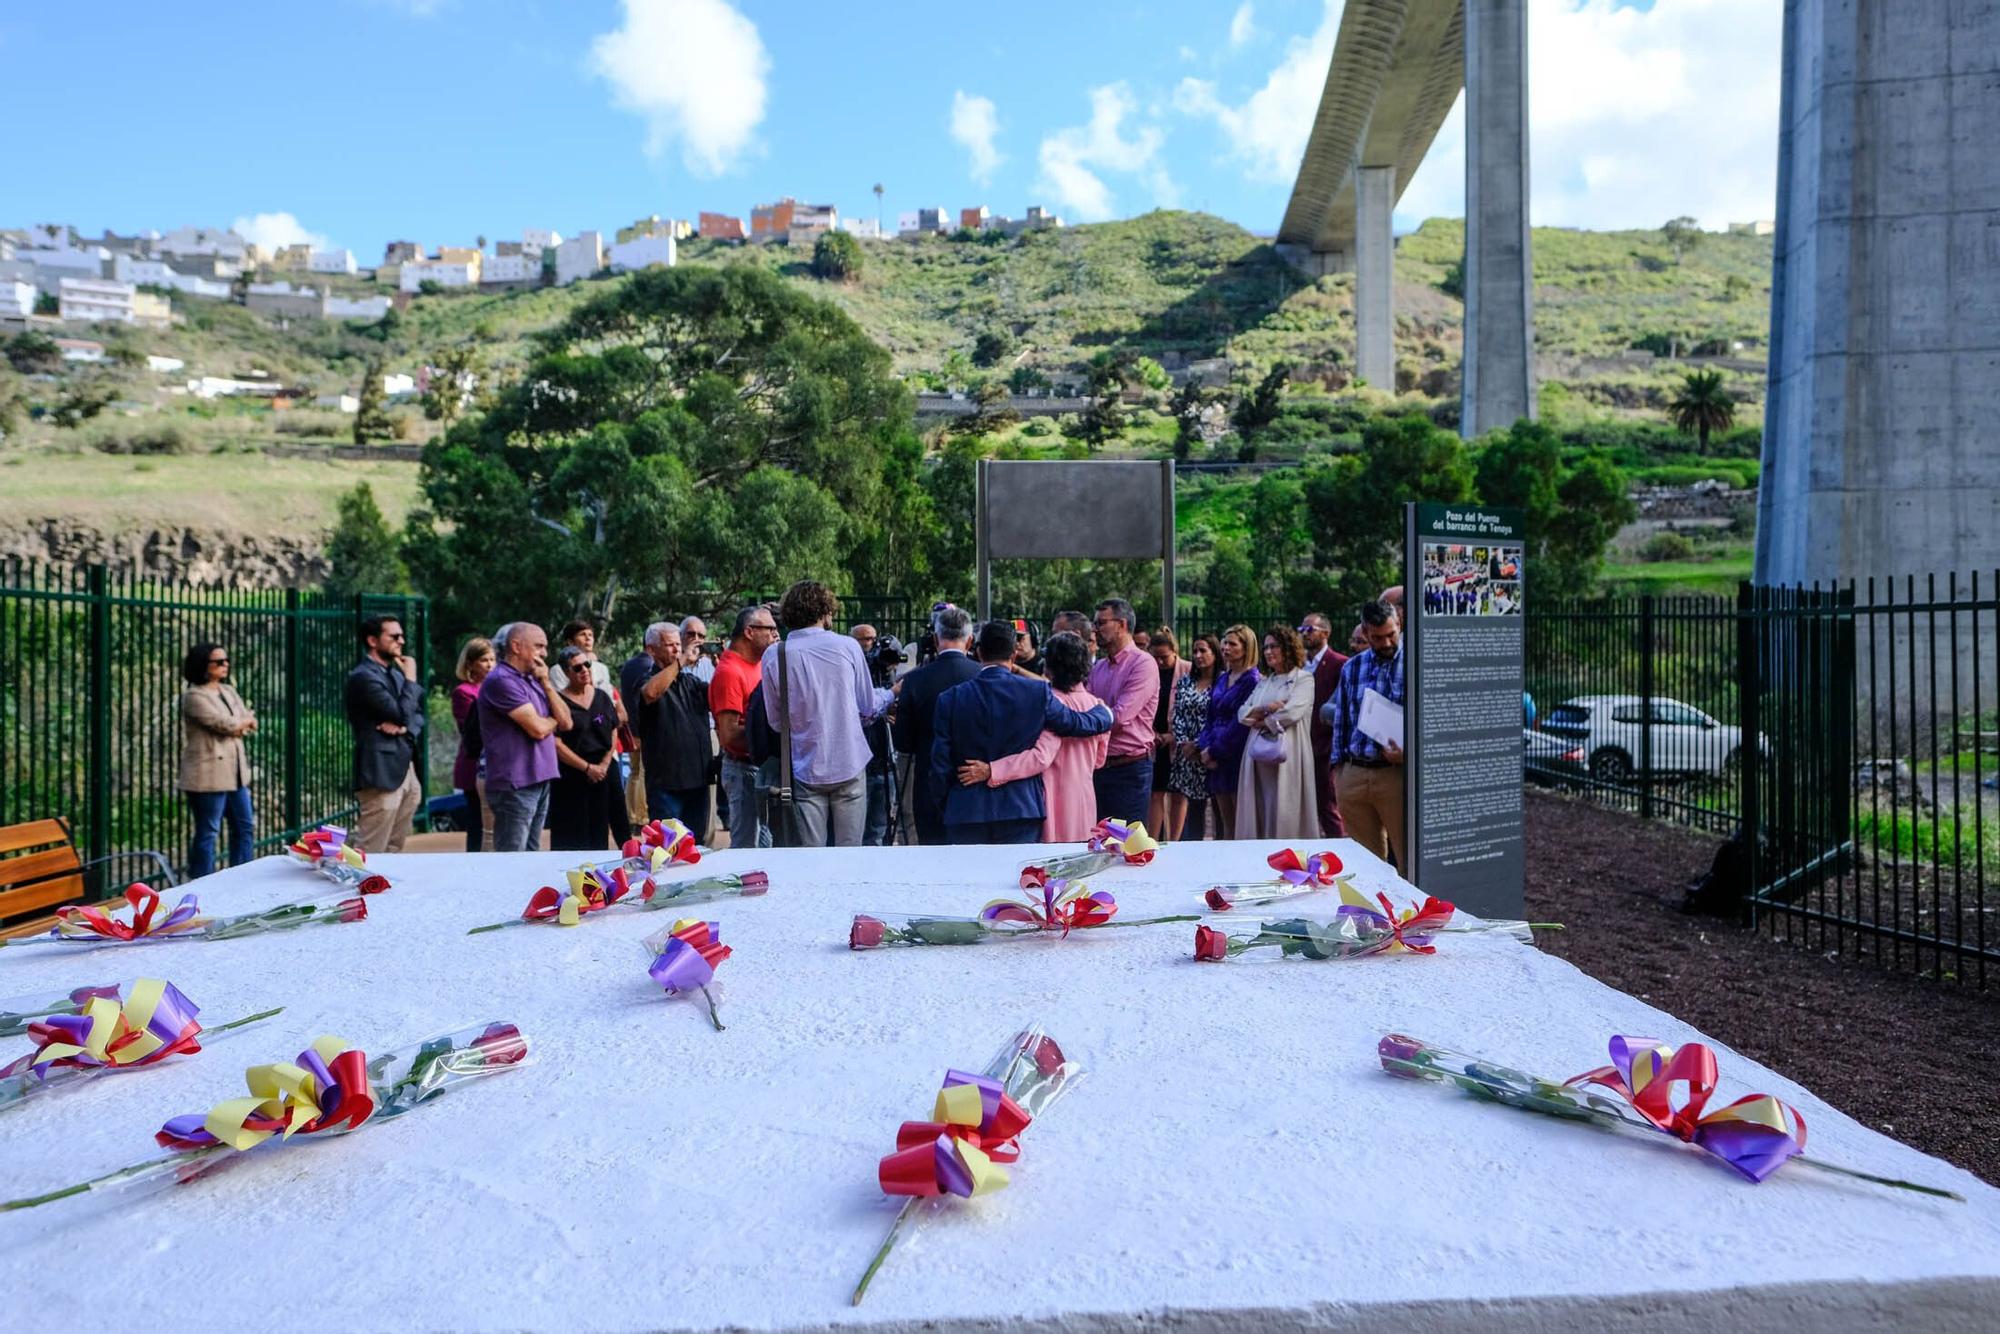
left=932, top=620, right=1114, bottom=844
left=890, top=605, right=981, bottom=844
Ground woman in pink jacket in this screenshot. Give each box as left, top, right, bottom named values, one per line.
left=966, top=631, right=1107, bottom=842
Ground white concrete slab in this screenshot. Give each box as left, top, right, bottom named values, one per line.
left=2, top=839, right=1996, bottom=1332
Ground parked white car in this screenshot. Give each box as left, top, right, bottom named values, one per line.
left=1539, top=694, right=1749, bottom=782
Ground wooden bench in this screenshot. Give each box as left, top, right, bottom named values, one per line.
left=0, top=819, right=176, bottom=939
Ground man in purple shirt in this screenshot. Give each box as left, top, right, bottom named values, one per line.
left=761, top=581, right=893, bottom=847
left=476, top=621, right=572, bottom=852
left=1086, top=596, right=1160, bottom=826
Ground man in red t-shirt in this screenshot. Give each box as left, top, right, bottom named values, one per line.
left=711, top=605, right=779, bottom=849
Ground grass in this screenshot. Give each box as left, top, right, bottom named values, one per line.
left=1601, top=552, right=1755, bottom=596
left=0, top=445, right=421, bottom=534
left=1854, top=807, right=2000, bottom=871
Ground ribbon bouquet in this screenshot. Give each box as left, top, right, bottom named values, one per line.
left=1378, top=1033, right=1960, bottom=1199
left=2, top=1021, right=529, bottom=1212
left=1016, top=818, right=1158, bottom=887
left=1, top=979, right=281, bottom=1112
left=851, top=1024, right=1084, bottom=1304
left=851, top=873, right=1196, bottom=950
left=1194, top=886, right=1556, bottom=961
left=1202, top=848, right=1353, bottom=911
left=642, top=919, right=731, bottom=1031
left=2, top=879, right=388, bottom=953
left=468, top=820, right=767, bottom=933
left=287, top=825, right=390, bottom=893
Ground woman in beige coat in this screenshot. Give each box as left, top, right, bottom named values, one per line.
left=179, top=642, right=257, bottom=878
left=1233, top=625, right=1319, bottom=840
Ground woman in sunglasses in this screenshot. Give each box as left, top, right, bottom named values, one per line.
left=178, top=642, right=258, bottom=878
left=547, top=644, right=629, bottom=850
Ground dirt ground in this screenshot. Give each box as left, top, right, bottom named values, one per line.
left=1524, top=789, right=2000, bottom=1186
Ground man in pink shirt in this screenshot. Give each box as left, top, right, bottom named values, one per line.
left=1086, top=597, right=1159, bottom=825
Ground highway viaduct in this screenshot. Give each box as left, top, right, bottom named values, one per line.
left=1275, top=0, right=1530, bottom=438
left=1279, top=0, right=1998, bottom=592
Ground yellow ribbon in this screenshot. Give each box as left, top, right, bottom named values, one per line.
left=201, top=1035, right=353, bottom=1150
left=32, top=978, right=172, bottom=1068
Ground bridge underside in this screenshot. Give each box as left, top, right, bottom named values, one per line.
left=1277, top=0, right=1533, bottom=435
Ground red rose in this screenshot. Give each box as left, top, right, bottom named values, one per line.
left=337, top=897, right=369, bottom=924
left=740, top=871, right=771, bottom=895
left=1193, top=925, right=1228, bottom=961
left=357, top=874, right=390, bottom=895
left=1204, top=887, right=1233, bottom=911
left=849, top=915, right=887, bottom=950
left=1031, top=1034, right=1067, bottom=1076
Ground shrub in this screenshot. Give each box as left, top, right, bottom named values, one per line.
left=1021, top=418, right=1054, bottom=437
left=1640, top=531, right=1696, bottom=562
left=90, top=420, right=190, bottom=455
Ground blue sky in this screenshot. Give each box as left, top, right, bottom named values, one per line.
left=3, top=0, right=1781, bottom=258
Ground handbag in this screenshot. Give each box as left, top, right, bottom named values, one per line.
left=1247, top=727, right=1286, bottom=766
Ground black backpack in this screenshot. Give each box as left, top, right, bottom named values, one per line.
left=745, top=681, right=780, bottom=767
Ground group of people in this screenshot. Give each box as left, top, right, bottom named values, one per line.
left=172, top=582, right=1411, bottom=872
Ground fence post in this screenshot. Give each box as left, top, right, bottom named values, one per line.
left=1638, top=594, right=1655, bottom=821
left=1736, top=581, right=1760, bottom=927
left=84, top=564, right=112, bottom=894
left=284, top=587, right=303, bottom=839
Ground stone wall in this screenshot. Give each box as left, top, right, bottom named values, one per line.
left=0, top=518, right=328, bottom=588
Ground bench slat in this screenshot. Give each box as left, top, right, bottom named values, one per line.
left=0, top=873, right=85, bottom=921
left=0, top=845, right=85, bottom=890
left=0, top=819, right=72, bottom=857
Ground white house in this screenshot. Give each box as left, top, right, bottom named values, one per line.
left=382, top=372, right=417, bottom=398
left=157, top=226, right=250, bottom=262
left=308, top=249, right=357, bottom=275
left=21, top=244, right=110, bottom=290
left=606, top=234, right=675, bottom=273
left=188, top=375, right=281, bottom=399
left=112, top=255, right=230, bottom=299
left=324, top=294, right=390, bottom=320
left=398, top=259, right=478, bottom=292
left=482, top=252, right=542, bottom=283
left=2, top=279, right=33, bottom=319
left=898, top=207, right=949, bottom=237
left=553, top=231, right=603, bottom=286
left=56, top=338, right=106, bottom=363
left=837, top=217, right=884, bottom=240
left=521, top=228, right=561, bottom=254
left=314, top=393, right=360, bottom=413
left=59, top=278, right=171, bottom=328
left=146, top=354, right=186, bottom=373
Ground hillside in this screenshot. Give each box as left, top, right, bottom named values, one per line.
left=1, top=211, right=1773, bottom=585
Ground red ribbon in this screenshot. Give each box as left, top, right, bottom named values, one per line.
left=1375, top=893, right=1455, bottom=954
left=55, top=885, right=197, bottom=941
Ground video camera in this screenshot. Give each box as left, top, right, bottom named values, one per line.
left=864, top=633, right=904, bottom=688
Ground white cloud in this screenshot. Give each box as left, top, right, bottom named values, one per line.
left=1397, top=0, right=1782, bottom=230
left=1034, top=83, right=1177, bottom=222
left=1174, top=0, right=1340, bottom=183
left=949, top=91, right=1004, bottom=186
left=231, top=212, right=327, bottom=253
left=1229, top=3, right=1258, bottom=47
left=589, top=0, right=770, bottom=177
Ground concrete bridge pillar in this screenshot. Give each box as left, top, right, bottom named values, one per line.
left=1756, top=0, right=2000, bottom=591
left=1461, top=0, right=1536, bottom=436
left=1354, top=165, right=1397, bottom=390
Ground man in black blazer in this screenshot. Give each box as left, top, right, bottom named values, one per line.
left=344, top=614, right=428, bottom=853
left=889, top=605, right=979, bottom=844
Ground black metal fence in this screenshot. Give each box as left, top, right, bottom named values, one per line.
left=0, top=560, right=428, bottom=899
left=1528, top=576, right=1996, bottom=985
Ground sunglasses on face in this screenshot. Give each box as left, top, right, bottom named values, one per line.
left=209, top=658, right=229, bottom=667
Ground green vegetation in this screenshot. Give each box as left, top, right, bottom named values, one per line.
left=1668, top=368, right=1735, bottom=453
left=326, top=481, right=406, bottom=599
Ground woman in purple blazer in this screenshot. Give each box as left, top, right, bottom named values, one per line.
left=1196, top=624, right=1260, bottom=839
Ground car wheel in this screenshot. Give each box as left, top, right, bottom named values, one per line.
left=1590, top=749, right=1633, bottom=783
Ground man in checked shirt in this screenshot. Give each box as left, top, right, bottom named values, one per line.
left=1324, top=600, right=1406, bottom=867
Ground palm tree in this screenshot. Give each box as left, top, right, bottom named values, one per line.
left=872, top=182, right=884, bottom=234
left=1669, top=369, right=1734, bottom=453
